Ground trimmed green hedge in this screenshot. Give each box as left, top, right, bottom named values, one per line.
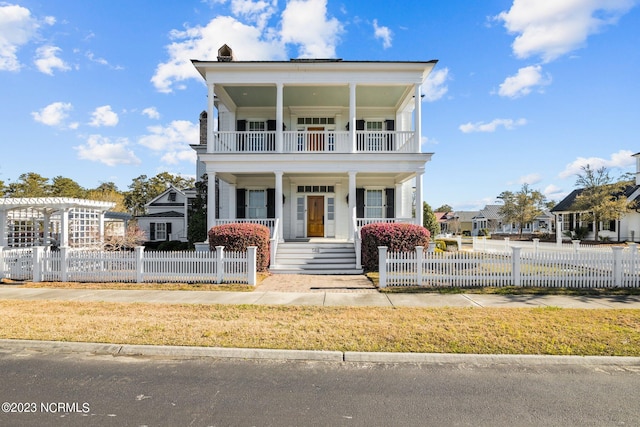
left=208, top=223, right=271, bottom=272
left=360, top=222, right=430, bottom=272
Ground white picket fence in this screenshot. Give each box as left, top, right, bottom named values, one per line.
left=378, top=245, right=640, bottom=288
left=472, top=236, right=617, bottom=254
left=1, top=246, right=257, bottom=285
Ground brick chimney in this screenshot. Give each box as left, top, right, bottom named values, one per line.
left=199, top=111, right=207, bottom=145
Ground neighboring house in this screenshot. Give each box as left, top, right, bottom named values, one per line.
left=551, top=152, right=640, bottom=242
left=136, top=186, right=195, bottom=243
left=435, top=211, right=451, bottom=235
left=440, top=211, right=475, bottom=236
left=471, top=205, right=554, bottom=236
left=188, top=45, right=437, bottom=273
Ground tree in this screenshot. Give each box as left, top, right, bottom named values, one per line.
left=50, top=176, right=86, bottom=198
left=0, top=180, right=5, bottom=197
left=86, top=182, right=127, bottom=212
left=422, top=201, right=440, bottom=237
left=6, top=172, right=50, bottom=197
left=571, top=165, right=630, bottom=241
left=497, top=184, right=547, bottom=239
left=187, top=176, right=208, bottom=245
left=435, top=204, right=453, bottom=213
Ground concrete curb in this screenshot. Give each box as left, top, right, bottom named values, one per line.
left=2, top=339, right=640, bottom=366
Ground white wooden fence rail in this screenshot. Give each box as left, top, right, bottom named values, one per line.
left=1, top=246, right=257, bottom=285
left=379, top=245, right=640, bottom=288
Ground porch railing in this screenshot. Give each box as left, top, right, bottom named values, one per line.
left=210, top=131, right=417, bottom=153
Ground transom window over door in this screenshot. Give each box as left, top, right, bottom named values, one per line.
left=247, top=190, right=267, bottom=218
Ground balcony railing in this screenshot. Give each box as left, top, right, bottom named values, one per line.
left=209, top=131, right=417, bottom=153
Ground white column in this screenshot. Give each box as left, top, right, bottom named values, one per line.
left=414, top=84, right=422, bottom=153
left=349, top=83, right=357, bottom=153
left=229, top=183, right=237, bottom=220
left=43, top=213, right=51, bottom=245
left=207, top=83, right=215, bottom=153
left=415, top=172, right=424, bottom=227
left=276, top=83, right=284, bottom=153
left=60, top=209, right=69, bottom=247
left=0, top=210, right=7, bottom=246
left=395, top=182, right=403, bottom=218
left=275, top=171, right=284, bottom=241
left=348, top=171, right=357, bottom=240
left=207, top=172, right=217, bottom=231
left=99, top=211, right=106, bottom=245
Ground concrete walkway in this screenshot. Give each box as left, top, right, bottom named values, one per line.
left=1, top=279, right=640, bottom=309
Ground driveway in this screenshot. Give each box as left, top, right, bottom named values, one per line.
left=257, top=274, right=377, bottom=293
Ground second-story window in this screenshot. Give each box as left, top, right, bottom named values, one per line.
left=366, top=121, right=384, bottom=151
left=248, top=120, right=265, bottom=151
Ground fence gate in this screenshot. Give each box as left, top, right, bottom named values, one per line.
left=0, top=249, right=34, bottom=281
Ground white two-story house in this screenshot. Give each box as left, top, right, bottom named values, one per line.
left=191, top=45, right=437, bottom=273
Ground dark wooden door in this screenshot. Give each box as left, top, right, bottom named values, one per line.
left=307, top=196, right=324, bottom=237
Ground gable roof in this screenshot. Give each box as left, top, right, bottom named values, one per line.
left=136, top=211, right=184, bottom=219
left=551, top=184, right=640, bottom=213
left=145, top=185, right=186, bottom=208
left=474, top=205, right=502, bottom=220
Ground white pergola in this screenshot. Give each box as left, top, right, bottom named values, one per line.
left=0, top=198, right=115, bottom=248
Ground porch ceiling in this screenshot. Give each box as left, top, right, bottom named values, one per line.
left=220, top=84, right=412, bottom=109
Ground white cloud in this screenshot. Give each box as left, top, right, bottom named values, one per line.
left=0, top=4, right=39, bottom=71
left=142, top=107, right=160, bottom=120
left=422, top=67, right=450, bottom=102
left=138, top=120, right=199, bottom=165
left=373, top=19, right=392, bottom=49
left=518, top=173, right=542, bottom=185
left=230, top=0, right=277, bottom=29
left=75, top=135, right=141, bottom=166
left=558, top=149, right=635, bottom=178
left=497, top=65, right=551, bottom=98
left=280, top=0, right=344, bottom=58
left=34, top=45, right=70, bottom=75
left=89, top=105, right=119, bottom=127
left=495, top=0, right=636, bottom=62
left=31, top=101, right=73, bottom=127
left=151, top=16, right=285, bottom=93
left=459, top=118, right=527, bottom=133
left=543, top=184, right=566, bottom=201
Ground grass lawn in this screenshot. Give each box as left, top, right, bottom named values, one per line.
left=0, top=299, right=639, bottom=356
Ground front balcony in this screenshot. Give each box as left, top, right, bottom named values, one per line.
left=209, top=130, right=418, bottom=153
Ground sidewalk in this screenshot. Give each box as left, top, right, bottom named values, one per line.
left=1, top=282, right=640, bottom=309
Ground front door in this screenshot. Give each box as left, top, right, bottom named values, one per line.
left=307, top=196, right=324, bottom=237
left=307, top=127, right=325, bottom=151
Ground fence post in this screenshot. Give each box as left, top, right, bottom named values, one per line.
left=456, top=235, right=462, bottom=251
left=378, top=246, right=387, bottom=288
left=135, top=246, right=144, bottom=283
left=0, top=246, right=4, bottom=279
left=533, top=238, right=540, bottom=255
left=216, top=246, right=225, bottom=284
left=482, top=236, right=487, bottom=252
left=612, top=246, right=623, bottom=287
left=247, top=246, right=257, bottom=286
left=60, top=246, right=68, bottom=282
left=572, top=240, right=580, bottom=253
left=512, top=246, right=522, bottom=287
left=416, top=246, right=424, bottom=286
left=504, top=237, right=510, bottom=252
left=32, top=246, right=44, bottom=282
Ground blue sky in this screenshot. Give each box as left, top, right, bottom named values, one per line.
left=1, top=0, right=638, bottom=211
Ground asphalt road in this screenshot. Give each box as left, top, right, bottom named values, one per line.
left=0, top=349, right=638, bottom=426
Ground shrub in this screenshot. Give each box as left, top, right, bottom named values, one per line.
left=208, top=223, right=271, bottom=272
left=360, top=222, right=430, bottom=272
left=158, top=240, right=190, bottom=251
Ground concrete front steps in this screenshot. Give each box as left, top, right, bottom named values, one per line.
left=270, top=241, right=363, bottom=275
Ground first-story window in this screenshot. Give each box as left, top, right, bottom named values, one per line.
left=156, top=223, right=167, bottom=240
left=248, top=190, right=267, bottom=219
left=365, top=189, right=384, bottom=218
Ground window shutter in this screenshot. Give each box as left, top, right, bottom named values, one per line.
left=356, top=120, right=365, bottom=131
left=356, top=188, right=365, bottom=218
left=236, top=189, right=246, bottom=219
left=267, top=120, right=276, bottom=131
left=267, top=189, right=275, bottom=219
left=385, top=188, right=395, bottom=218
left=166, top=223, right=172, bottom=241
left=150, top=223, right=156, bottom=241
left=236, top=120, right=247, bottom=151
left=385, top=119, right=395, bottom=150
